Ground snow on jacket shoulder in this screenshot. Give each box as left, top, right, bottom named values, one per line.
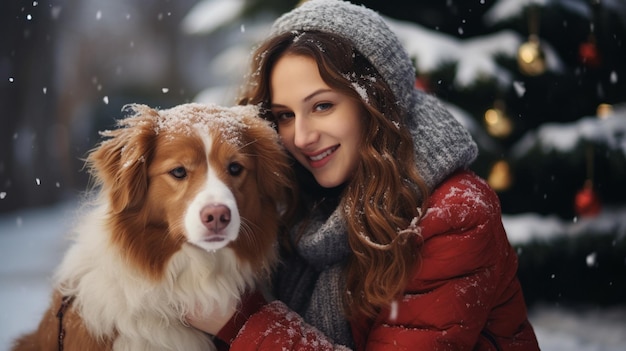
left=226, top=170, right=540, bottom=351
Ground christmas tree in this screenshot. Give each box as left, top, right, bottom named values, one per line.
left=357, top=0, right=626, bottom=218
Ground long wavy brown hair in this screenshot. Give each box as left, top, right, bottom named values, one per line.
left=239, top=31, right=429, bottom=321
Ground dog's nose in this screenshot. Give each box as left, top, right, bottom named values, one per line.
left=200, top=204, right=231, bottom=232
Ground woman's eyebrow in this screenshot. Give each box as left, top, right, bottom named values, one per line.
left=271, top=89, right=333, bottom=109
left=303, top=89, right=333, bottom=102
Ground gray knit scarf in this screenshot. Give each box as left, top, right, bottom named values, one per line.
left=269, top=0, right=479, bottom=348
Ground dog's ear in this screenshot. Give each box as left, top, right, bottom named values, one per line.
left=87, top=104, right=158, bottom=214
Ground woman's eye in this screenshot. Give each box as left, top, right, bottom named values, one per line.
left=314, top=102, right=333, bottom=112
left=228, top=162, right=244, bottom=176
left=169, top=166, right=187, bottom=179
left=273, top=111, right=294, bottom=122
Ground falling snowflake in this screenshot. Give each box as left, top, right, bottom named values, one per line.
left=586, top=252, right=597, bottom=267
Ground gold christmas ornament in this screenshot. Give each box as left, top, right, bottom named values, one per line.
left=488, top=160, right=513, bottom=191
left=596, top=103, right=613, bottom=119
left=484, top=101, right=513, bottom=138
left=518, top=5, right=546, bottom=76
left=517, top=35, right=546, bottom=76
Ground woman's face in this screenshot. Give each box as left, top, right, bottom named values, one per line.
left=270, top=54, right=364, bottom=188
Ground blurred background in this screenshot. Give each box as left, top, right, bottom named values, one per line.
left=1, top=0, right=626, bottom=348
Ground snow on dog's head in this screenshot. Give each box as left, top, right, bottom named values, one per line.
left=87, top=103, right=294, bottom=280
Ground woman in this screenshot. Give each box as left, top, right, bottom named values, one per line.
left=189, top=1, right=540, bottom=350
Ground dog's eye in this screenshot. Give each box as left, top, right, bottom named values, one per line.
left=227, top=162, right=243, bottom=176
left=169, top=167, right=187, bottom=179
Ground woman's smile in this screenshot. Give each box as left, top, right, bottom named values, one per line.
left=306, top=145, right=339, bottom=165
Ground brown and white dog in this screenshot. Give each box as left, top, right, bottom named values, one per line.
left=12, top=103, right=293, bottom=351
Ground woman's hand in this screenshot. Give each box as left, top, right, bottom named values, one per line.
left=186, top=291, right=267, bottom=345
left=185, top=300, right=238, bottom=336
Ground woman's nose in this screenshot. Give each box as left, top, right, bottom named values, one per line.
left=293, top=116, right=318, bottom=149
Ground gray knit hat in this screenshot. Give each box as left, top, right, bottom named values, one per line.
left=269, top=0, right=478, bottom=190
left=271, top=0, right=416, bottom=115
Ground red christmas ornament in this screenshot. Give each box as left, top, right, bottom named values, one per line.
left=574, top=180, right=601, bottom=217
left=414, top=76, right=430, bottom=92
left=579, top=39, right=601, bottom=68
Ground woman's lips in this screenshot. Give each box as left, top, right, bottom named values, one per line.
left=305, top=146, right=338, bottom=168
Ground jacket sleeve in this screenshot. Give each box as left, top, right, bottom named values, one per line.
left=361, top=171, right=517, bottom=350
left=226, top=301, right=351, bottom=351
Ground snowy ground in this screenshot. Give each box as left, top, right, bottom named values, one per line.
left=1, top=200, right=625, bottom=350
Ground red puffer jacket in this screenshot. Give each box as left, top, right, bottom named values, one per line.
left=217, top=171, right=540, bottom=351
